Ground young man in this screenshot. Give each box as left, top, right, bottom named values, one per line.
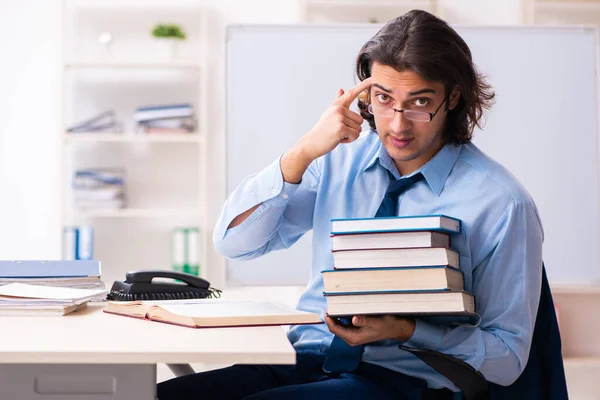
left=158, top=10, right=543, bottom=400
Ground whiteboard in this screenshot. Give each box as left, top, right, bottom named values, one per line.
left=225, top=25, right=600, bottom=286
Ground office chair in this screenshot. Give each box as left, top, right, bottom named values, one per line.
left=167, top=364, right=195, bottom=377
left=400, top=264, right=568, bottom=400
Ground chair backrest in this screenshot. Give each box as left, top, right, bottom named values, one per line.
left=489, top=265, right=569, bottom=399
left=402, top=264, right=569, bottom=400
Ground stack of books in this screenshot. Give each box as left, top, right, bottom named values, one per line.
left=134, top=103, right=195, bottom=134
left=0, top=260, right=107, bottom=302
left=0, top=282, right=107, bottom=316
left=72, top=168, right=126, bottom=210
left=323, top=215, right=479, bottom=325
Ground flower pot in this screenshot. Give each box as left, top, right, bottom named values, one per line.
left=154, top=38, right=180, bottom=61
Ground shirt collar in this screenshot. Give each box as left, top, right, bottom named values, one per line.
left=362, top=137, right=461, bottom=197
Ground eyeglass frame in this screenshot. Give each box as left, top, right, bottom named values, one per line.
left=367, top=95, right=448, bottom=122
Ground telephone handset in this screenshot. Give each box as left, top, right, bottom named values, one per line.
left=107, top=269, right=222, bottom=301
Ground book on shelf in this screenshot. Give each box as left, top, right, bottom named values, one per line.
left=72, top=168, right=127, bottom=210
left=136, top=115, right=195, bottom=134
left=331, top=230, right=449, bottom=251
left=322, top=266, right=464, bottom=294
left=0, top=283, right=108, bottom=316
left=67, top=110, right=122, bottom=134
left=134, top=103, right=193, bottom=122
left=324, top=290, right=479, bottom=325
left=330, top=214, right=460, bottom=235
left=332, top=247, right=460, bottom=269
left=104, top=299, right=323, bottom=328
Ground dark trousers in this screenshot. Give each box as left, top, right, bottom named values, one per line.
left=157, top=350, right=456, bottom=400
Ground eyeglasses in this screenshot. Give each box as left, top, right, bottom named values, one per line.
left=367, top=97, right=447, bottom=122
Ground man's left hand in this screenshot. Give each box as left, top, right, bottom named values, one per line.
left=324, top=314, right=416, bottom=346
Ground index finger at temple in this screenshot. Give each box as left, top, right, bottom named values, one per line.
left=338, top=77, right=373, bottom=108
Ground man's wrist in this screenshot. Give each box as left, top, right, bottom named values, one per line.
left=280, top=143, right=314, bottom=184
left=394, top=317, right=416, bottom=342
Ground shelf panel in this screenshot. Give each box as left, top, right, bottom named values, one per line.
left=69, top=208, right=202, bottom=218
left=306, top=0, right=432, bottom=6
left=550, top=285, right=600, bottom=295
left=535, top=1, right=600, bottom=12
left=65, top=61, right=202, bottom=69
left=564, top=356, right=600, bottom=368
left=64, top=133, right=204, bottom=144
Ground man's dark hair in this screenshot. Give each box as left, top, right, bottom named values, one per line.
left=356, top=10, right=495, bottom=145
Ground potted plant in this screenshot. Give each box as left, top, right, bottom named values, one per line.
left=151, top=23, right=186, bottom=60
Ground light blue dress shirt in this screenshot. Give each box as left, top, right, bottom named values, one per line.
left=213, top=130, right=543, bottom=390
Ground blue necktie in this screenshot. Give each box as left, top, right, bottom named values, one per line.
left=323, top=171, right=424, bottom=374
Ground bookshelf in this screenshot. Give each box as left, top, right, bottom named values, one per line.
left=60, top=0, right=209, bottom=287
left=300, top=0, right=438, bottom=23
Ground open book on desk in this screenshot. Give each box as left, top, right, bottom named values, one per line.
left=104, top=299, right=324, bottom=328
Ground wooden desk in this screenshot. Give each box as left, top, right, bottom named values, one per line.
left=0, top=304, right=296, bottom=400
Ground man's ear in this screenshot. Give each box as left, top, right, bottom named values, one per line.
left=448, top=88, right=461, bottom=111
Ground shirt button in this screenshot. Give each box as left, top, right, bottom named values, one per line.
left=282, top=193, right=289, bottom=199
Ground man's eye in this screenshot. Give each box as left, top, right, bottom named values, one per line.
left=414, top=98, right=430, bottom=107
left=375, top=94, right=391, bottom=103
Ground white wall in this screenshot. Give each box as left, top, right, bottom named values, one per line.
left=0, top=0, right=61, bottom=259
left=438, top=0, right=526, bottom=25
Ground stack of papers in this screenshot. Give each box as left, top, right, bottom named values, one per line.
left=0, top=260, right=107, bottom=302
left=0, top=283, right=108, bottom=316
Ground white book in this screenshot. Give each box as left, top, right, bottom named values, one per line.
left=0, top=283, right=107, bottom=305
left=331, top=214, right=460, bottom=235
left=332, top=247, right=460, bottom=270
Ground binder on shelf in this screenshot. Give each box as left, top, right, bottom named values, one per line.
left=62, top=227, right=77, bottom=260
left=187, top=227, right=200, bottom=277
left=171, top=227, right=201, bottom=277
left=172, top=228, right=186, bottom=274
left=76, top=226, right=94, bottom=260
left=63, top=226, right=94, bottom=261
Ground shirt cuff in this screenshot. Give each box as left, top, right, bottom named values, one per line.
left=403, top=319, right=445, bottom=351
left=258, top=154, right=301, bottom=208
left=263, top=180, right=301, bottom=208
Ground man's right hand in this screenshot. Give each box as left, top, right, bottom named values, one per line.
left=281, top=77, right=373, bottom=183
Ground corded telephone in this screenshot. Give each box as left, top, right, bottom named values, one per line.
left=107, top=270, right=222, bottom=301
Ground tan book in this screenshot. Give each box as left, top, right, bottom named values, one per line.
left=332, top=247, right=460, bottom=269
left=325, top=291, right=478, bottom=325
left=322, top=266, right=464, bottom=293
left=104, top=299, right=323, bottom=328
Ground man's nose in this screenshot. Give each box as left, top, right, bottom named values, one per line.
left=389, top=110, right=411, bottom=134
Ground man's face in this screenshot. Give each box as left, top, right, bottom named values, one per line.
left=369, top=62, right=458, bottom=176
